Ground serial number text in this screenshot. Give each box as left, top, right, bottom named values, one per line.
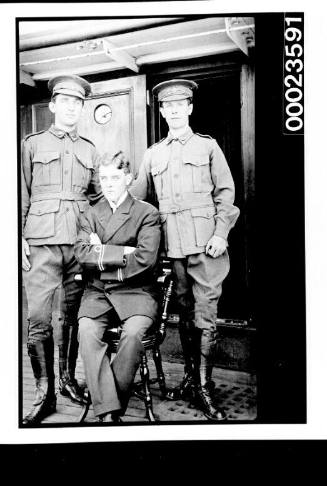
left=284, top=15, right=304, bottom=133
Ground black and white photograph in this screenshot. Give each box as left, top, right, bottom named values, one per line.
left=18, top=13, right=258, bottom=427
left=1, top=0, right=327, bottom=448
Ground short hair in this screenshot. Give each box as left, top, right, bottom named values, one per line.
left=98, top=150, right=131, bottom=174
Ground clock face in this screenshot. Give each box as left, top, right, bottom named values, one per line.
left=94, top=103, right=112, bottom=124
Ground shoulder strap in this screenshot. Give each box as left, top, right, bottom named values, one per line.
left=79, top=135, right=95, bottom=147
left=151, top=137, right=165, bottom=148
left=195, top=132, right=213, bottom=140
left=23, top=130, right=46, bottom=142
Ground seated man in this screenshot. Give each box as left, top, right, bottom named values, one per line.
left=74, top=151, right=161, bottom=422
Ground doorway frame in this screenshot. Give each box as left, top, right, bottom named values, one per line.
left=146, top=54, right=255, bottom=322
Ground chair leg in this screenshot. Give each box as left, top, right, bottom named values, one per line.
left=78, top=390, right=91, bottom=423
left=139, top=353, right=156, bottom=422
left=152, top=346, right=167, bottom=397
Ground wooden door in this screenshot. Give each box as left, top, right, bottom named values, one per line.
left=30, top=75, right=147, bottom=174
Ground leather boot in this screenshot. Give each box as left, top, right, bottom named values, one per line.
left=22, top=339, right=57, bottom=425
left=58, top=325, right=87, bottom=405
left=194, top=329, right=226, bottom=421
left=167, top=319, right=197, bottom=400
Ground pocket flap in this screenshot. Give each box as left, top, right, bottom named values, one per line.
left=191, top=206, right=216, bottom=219
left=32, top=151, right=59, bottom=164
left=77, top=200, right=89, bottom=213
left=29, top=199, right=60, bottom=216
left=184, top=154, right=209, bottom=167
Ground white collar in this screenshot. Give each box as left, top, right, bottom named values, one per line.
left=108, top=191, right=128, bottom=213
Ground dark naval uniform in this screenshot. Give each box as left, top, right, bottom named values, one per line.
left=74, top=194, right=161, bottom=417
left=22, top=74, right=102, bottom=425
left=130, top=78, right=240, bottom=421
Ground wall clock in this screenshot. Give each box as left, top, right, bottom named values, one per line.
left=94, top=103, right=112, bottom=124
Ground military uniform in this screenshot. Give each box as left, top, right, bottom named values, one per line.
left=22, top=124, right=101, bottom=338
left=22, top=74, right=102, bottom=425
left=130, top=78, right=240, bottom=420
left=130, top=127, right=239, bottom=328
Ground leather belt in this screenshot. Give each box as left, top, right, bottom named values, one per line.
left=31, top=192, right=87, bottom=202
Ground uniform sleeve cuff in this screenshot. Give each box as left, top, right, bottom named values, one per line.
left=97, top=244, right=125, bottom=271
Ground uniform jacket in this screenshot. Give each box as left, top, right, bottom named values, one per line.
left=130, top=128, right=240, bottom=258
left=21, top=125, right=102, bottom=245
left=74, top=193, right=161, bottom=322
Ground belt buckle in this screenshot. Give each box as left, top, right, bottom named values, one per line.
left=170, top=206, right=180, bottom=214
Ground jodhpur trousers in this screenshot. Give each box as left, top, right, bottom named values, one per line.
left=172, top=251, right=230, bottom=330
left=23, top=245, right=83, bottom=345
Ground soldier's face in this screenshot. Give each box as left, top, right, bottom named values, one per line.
left=160, top=99, right=193, bottom=130
left=49, top=94, right=83, bottom=128
left=99, top=164, right=132, bottom=204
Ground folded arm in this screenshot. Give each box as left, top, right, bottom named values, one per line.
left=74, top=207, right=161, bottom=282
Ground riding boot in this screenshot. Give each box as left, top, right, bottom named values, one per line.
left=58, top=325, right=87, bottom=404
left=195, top=329, right=226, bottom=421
left=23, top=339, right=57, bottom=425
left=167, top=319, right=197, bottom=400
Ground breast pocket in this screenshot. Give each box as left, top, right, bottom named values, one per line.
left=24, top=200, right=60, bottom=239
left=32, top=151, right=61, bottom=186
left=183, top=153, right=211, bottom=193
left=151, top=160, right=169, bottom=200
left=72, top=155, right=93, bottom=190
left=190, top=206, right=216, bottom=247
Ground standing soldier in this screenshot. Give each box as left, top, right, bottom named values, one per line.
left=21, top=74, right=102, bottom=424
left=130, top=79, right=240, bottom=421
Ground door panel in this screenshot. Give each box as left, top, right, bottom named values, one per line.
left=33, top=103, right=54, bottom=132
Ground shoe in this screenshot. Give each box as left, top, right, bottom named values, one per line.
left=194, top=328, right=227, bottom=421
left=167, top=317, right=197, bottom=401
left=23, top=340, right=56, bottom=425
left=58, top=325, right=87, bottom=404
left=23, top=388, right=57, bottom=425
left=59, top=377, right=88, bottom=405
left=195, top=385, right=227, bottom=421
left=98, top=412, right=123, bottom=423
left=166, top=372, right=197, bottom=401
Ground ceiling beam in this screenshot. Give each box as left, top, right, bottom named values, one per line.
left=31, top=61, right=123, bottom=81
left=19, top=18, right=183, bottom=51
left=225, top=17, right=255, bottom=56
left=30, top=42, right=239, bottom=80
left=137, top=42, right=237, bottom=66
left=20, top=69, right=36, bottom=87
left=102, top=39, right=139, bottom=73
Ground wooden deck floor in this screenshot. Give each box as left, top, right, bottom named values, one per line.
left=22, top=346, right=257, bottom=425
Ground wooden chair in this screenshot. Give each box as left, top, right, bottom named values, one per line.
left=78, top=260, right=174, bottom=423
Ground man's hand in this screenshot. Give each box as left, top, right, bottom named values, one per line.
left=22, top=237, right=31, bottom=271
left=89, top=232, right=101, bottom=245
left=124, top=246, right=136, bottom=255
left=205, top=235, right=227, bottom=258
